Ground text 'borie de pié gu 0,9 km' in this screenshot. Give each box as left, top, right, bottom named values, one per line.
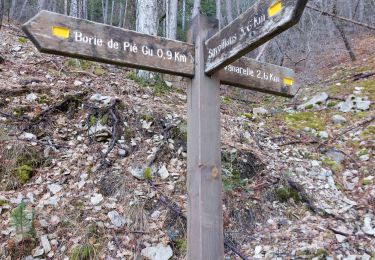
left=73, top=30, right=189, bottom=64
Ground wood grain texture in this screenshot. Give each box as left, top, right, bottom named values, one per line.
left=22, top=11, right=195, bottom=77
left=204, top=0, right=308, bottom=74
left=187, top=14, right=224, bottom=260
left=217, top=57, right=298, bottom=97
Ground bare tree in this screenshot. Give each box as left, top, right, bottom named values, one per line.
left=110, top=0, right=114, bottom=25
left=0, top=0, right=4, bottom=29
left=136, top=0, right=158, bottom=79
left=64, top=0, right=68, bottom=15
left=182, top=0, right=186, bottom=31
left=192, top=0, right=201, bottom=18
left=166, top=0, right=178, bottom=39
left=225, top=0, right=233, bottom=23
left=70, top=0, right=79, bottom=17
left=332, top=0, right=356, bottom=61
left=216, top=0, right=222, bottom=29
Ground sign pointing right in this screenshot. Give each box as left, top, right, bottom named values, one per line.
left=204, top=0, right=308, bottom=75
left=217, top=57, right=298, bottom=97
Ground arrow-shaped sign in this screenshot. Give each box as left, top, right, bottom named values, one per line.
left=22, top=11, right=195, bottom=77
left=218, top=57, right=298, bottom=97
left=205, top=0, right=308, bottom=75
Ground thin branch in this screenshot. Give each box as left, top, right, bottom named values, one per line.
left=306, top=5, right=375, bottom=31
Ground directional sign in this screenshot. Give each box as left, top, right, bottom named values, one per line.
left=204, top=0, right=308, bottom=74
left=22, top=11, right=195, bottom=77
left=218, top=57, right=298, bottom=97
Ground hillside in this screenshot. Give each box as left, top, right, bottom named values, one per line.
left=0, top=24, right=374, bottom=260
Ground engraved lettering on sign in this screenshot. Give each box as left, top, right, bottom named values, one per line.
left=70, top=31, right=189, bottom=64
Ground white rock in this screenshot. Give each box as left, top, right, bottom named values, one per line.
left=298, top=92, right=328, bottom=109
left=33, top=246, right=44, bottom=257
left=91, top=193, right=104, bottom=205
left=129, top=165, right=145, bottom=180
left=359, top=154, right=369, bottom=161
left=356, top=100, right=371, bottom=111
left=26, top=192, right=35, bottom=203
left=362, top=216, right=375, bottom=235
left=108, top=211, right=125, bottom=228
left=318, top=131, right=329, bottom=139
left=335, top=234, right=347, bottom=243
left=158, top=165, right=170, bottom=180
left=142, top=120, right=153, bottom=129
left=73, top=80, right=83, bottom=86
left=254, top=245, right=263, bottom=255
left=253, top=107, right=269, bottom=117
left=141, top=243, right=173, bottom=260
left=19, top=132, right=37, bottom=140
left=50, top=215, right=60, bottom=226
left=26, top=93, right=38, bottom=102
left=331, top=115, right=346, bottom=124
left=89, top=93, right=111, bottom=105
left=362, top=253, right=371, bottom=260
left=165, top=81, right=173, bottom=87
left=40, top=235, right=51, bottom=254
left=48, top=184, right=63, bottom=195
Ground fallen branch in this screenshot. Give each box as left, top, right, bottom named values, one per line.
left=306, top=5, right=375, bottom=31
left=318, top=115, right=375, bottom=149
left=148, top=181, right=249, bottom=260
left=99, top=100, right=122, bottom=168
left=23, top=91, right=88, bottom=131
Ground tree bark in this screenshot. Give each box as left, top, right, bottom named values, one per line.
left=122, top=0, right=128, bottom=28
left=216, top=0, right=222, bottom=29
left=64, top=0, right=68, bottom=15
left=225, top=0, right=233, bottom=24
left=192, top=0, right=201, bottom=18
left=332, top=0, right=356, bottom=62
left=0, top=0, right=4, bottom=29
left=18, top=0, right=28, bottom=21
left=166, top=0, right=178, bottom=39
left=182, top=0, right=186, bottom=31
left=70, top=0, right=79, bottom=18
left=110, top=0, right=115, bottom=25
left=136, top=0, right=158, bottom=79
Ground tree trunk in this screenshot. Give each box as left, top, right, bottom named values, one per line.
left=38, top=0, right=45, bottom=11
left=166, top=0, right=178, bottom=39
left=182, top=0, right=186, bottom=31
left=332, top=0, right=356, bottom=62
left=103, top=0, right=109, bottom=24
left=70, top=0, right=78, bottom=17
left=136, top=0, right=158, bottom=79
left=119, top=1, right=124, bottom=27
left=192, top=0, right=201, bottom=18
left=64, top=0, right=68, bottom=15
left=110, top=0, right=114, bottom=25
left=18, top=0, right=28, bottom=21
left=122, top=0, right=128, bottom=28
left=236, top=0, right=240, bottom=16
left=216, top=0, right=222, bottom=29
left=0, top=0, right=4, bottom=29
left=225, top=0, right=233, bottom=24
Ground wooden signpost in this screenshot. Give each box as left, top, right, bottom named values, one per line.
left=23, top=0, right=307, bottom=258
left=205, top=0, right=308, bottom=74
left=218, top=57, right=298, bottom=97
left=22, top=11, right=195, bottom=77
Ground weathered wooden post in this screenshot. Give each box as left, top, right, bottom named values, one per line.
left=187, top=14, right=224, bottom=260
left=22, top=1, right=308, bottom=257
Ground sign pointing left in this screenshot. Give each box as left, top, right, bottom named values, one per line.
left=22, top=11, right=195, bottom=77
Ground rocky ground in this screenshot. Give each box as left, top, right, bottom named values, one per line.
left=0, top=24, right=374, bottom=260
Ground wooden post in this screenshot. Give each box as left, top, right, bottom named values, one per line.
left=187, top=14, right=224, bottom=260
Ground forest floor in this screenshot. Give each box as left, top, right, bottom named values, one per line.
left=0, top=24, right=374, bottom=260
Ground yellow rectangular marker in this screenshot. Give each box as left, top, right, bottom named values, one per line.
left=268, top=1, right=283, bottom=17
left=52, top=26, right=70, bottom=39
left=283, top=77, right=294, bottom=86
